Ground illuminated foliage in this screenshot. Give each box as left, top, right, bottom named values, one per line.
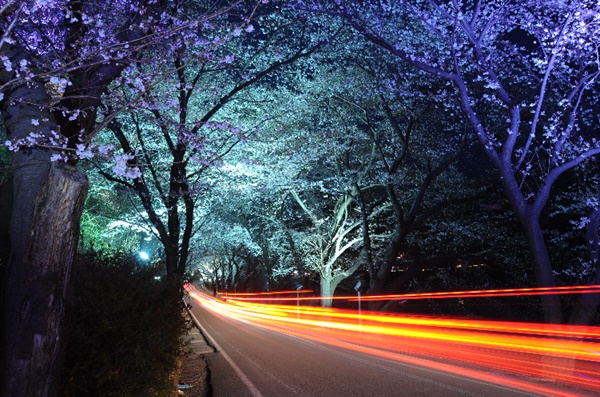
left=80, top=3, right=331, bottom=281
left=3, top=9, right=600, bottom=397
left=0, top=1, right=253, bottom=395
left=314, top=0, right=600, bottom=324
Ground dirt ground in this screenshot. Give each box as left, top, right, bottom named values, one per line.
left=177, top=352, right=210, bottom=397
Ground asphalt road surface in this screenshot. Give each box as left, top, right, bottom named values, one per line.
left=188, top=299, right=586, bottom=397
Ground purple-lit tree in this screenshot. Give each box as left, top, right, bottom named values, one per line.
left=549, top=163, right=600, bottom=324
left=0, top=1, right=244, bottom=395
left=324, top=0, right=600, bottom=324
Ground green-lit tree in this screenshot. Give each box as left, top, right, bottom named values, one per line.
left=85, top=7, right=330, bottom=282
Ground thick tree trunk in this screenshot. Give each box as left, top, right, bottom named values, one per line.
left=367, top=224, right=405, bottom=312
left=2, top=163, right=88, bottom=397
left=320, top=261, right=361, bottom=308
left=320, top=275, right=336, bottom=308
left=368, top=230, right=402, bottom=295
left=496, top=165, right=563, bottom=323
left=520, top=216, right=563, bottom=324
left=0, top=176, right=12, bottom=266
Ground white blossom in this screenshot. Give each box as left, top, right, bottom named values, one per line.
left=112, top=153, right=142, bottom=179
left=1, top=55, right=12, bottom=72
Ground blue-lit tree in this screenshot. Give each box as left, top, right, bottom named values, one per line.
left=85, top=6, right=330, bottom=284
left=320, top=51, right=483, bottom=301
left=236, top=57, right=379, bottom=304
left=194, top=30, right=491, bottom=305
left=326, top=0, right=600, bottom=324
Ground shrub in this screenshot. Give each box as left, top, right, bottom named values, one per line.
left=60, top=252, right=190, bottom=396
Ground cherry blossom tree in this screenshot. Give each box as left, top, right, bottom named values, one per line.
left=201, top=192, right=294, bottom=291
left=85, top=6, right=330, bottom=287
left=281, top=38, right=497, bottom=309
left=189, top=218, right=261, bottom=293
left=322, top=54, right=482, bottom=299
left=188, top=30, right=479, bottom=305
left=324, top=0, right=600, bottom=324
left=255, top=58, right=383, bottom=305
left=0, top=1, right=245, bottom=395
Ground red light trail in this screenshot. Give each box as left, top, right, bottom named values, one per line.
left=223, top=290, right=314, bottom=296
left=185, top=284, right=600, bottom=396
left=221, top=284, right=600, bottom=302
left=350, top=284, right=600, bottom=301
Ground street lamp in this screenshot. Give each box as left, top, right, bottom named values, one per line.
left=139, top=251, right=149, bottom=261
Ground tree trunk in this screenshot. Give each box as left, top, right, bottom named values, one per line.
left=320, top=274, right=335, bottom=308
left=320, top=261, right=361, bottom=308
left=0, top=176, right=12, bottom=266
left=367, top=227, right=403, bottom=298
left=2, top=163, right=88, bottom=397
left=496, top=165, right=563, bottom=323
left=520, top=216, right=563, bottom=324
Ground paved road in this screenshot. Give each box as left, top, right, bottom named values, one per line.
left=188, top=299, right=585, bottom=397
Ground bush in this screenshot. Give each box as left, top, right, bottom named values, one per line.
left=60, top=252, right=190, bottom=397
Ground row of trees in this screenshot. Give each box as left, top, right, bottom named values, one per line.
left=0, top=1, right=255, bottom=395
left=330, top=0, right=600, bottom=325
left=2, top=1, right=600, bottom=395
left=86, top=0, right=600, bottom=323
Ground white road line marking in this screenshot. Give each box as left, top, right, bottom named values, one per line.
left=188, top=307, right=264, bottom=397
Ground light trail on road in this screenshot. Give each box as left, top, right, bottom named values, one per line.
left=221, top=284, right=600, bottom=302
left=224, top=290, right=314, bottom=296
left=185, top=284, right=600, bottom=397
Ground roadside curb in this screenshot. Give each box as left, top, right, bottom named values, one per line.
left=176, top=302, right=214, bottom=397
left=185, top=306, right=216, bottom=355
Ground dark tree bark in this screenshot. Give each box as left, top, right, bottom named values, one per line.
left=3, top=163, right=88, bottom=397
left=494, top=162, right=563, bottom=324
left=0, top=176, right=12, bottom=266
left=355, top=184, right=374, bottom=271
left=569, top=207, right=600, bottom=325
left=0, top=32, right=88, bottom=397
left=519, top=216, right=563, bottom=323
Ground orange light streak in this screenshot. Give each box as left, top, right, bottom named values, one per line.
left=223, top=290, right=314, bottom=297
left=349, top=284, right=600, bottom=301
left=185, top=283, right=600, bottom=397
left=223, top=284, right=600, bottom=302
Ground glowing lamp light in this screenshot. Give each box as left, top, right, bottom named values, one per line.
left=139, top=251, right=149, bottom=260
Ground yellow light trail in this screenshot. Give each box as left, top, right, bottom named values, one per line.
left=185, top=284, right=600, bottom=397
left=223, top=284, right=600, bottom=302
left=224, top=290, right=314, bottom=296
